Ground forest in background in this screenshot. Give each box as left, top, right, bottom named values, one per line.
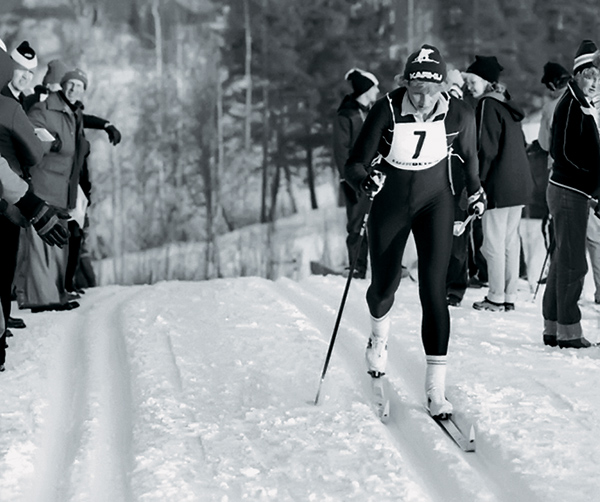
left=1, top=0, right=600, bottom=283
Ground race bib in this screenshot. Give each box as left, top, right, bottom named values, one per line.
left=384, top=121, right=448, bottom=170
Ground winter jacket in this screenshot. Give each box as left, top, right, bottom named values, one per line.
left=0, top=93, right=44, bottom=179
left=344, top=87, right=481, bottom=197
left=549, top=80, right=600, bottom=199
left=475, top=93, right=532, bottom=209
left=333, top=95, right=369, bottom=179
left=26, top=92, right=89, bottom=210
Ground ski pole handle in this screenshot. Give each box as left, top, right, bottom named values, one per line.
left=453, top=212, right=475, bottom=237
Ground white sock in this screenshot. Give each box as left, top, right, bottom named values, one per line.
left=370, top=312, right=391, bottom=340
left=425, top=355, right=447, bottom=396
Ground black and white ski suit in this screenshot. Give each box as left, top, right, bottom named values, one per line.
left=344, top=87, right=481, bottom=355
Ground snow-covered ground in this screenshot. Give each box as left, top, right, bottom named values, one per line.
left=1, top=275, right=599, bottom=502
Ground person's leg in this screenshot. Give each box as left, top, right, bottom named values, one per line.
left=504, top=206, right=524, bottom=305
left=0, top=216, right=21, bottom=325
left=476, top=208, right=508, bottom=309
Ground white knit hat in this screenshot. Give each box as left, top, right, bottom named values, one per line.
left=10, top=41, right=37, bottom=70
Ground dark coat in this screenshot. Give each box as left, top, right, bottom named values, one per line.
left=549, top=80, right=600, bottom=198
left=26, top=92, right=89, bottom=210
left=332, top=95, right=368, bottom=178
left=475, top=94, right=533, bottom=209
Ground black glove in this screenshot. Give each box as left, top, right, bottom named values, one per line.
left=50, top=133, right=62, bottom=153
left=360, top=170, right=386, bottom=198
left=14, top=191, right=70, bottom=247
left=104, top=124, right=122, bottom=145
left=467, top=187, right=487, bottom=216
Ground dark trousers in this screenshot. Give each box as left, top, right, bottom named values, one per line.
left=469, top=216, right=488, bottom=282
left=542, top=183, right=588, bottom=329
left=0, top=215, right=20, bottom=325
left=446, top=205, right=470, bottom=301
left=341, top=182, right=369, bottom=275
left=65, top=221, right=83, bottom=292
left=366, top=166, right=454, bottom=356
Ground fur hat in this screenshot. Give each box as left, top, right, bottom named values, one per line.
left=541, top=62, right=571, bottom=91
left=61, top=68, right=88, bottom=90
left=345, top=68, right=379, bottom=97
left=403, top=44, right=446, bottom=83
left=465, top=55, right=503, bottom=84
left=10, top=41, right=37, bottom=70
left=573, top=40, right=598, bottom=74
left=43, top=59, right=69, bottom=86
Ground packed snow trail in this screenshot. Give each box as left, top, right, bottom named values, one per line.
left=0, top=277, right=599, bottom=501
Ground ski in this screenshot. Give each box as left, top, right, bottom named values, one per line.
left=434, top=416, right=476, bottom=452
left=370, top=376, right=390, bottom=422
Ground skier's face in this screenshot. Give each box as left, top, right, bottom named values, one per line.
left=406, top=80, right=443, bottom=115
left=62, top=79, right=85, bottom=104
left=575, top=67, right=600, bottom=99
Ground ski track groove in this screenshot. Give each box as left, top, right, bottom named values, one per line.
left=276, top=276, right=543, bottom=502
left=25, top=287, right=140, bottom=502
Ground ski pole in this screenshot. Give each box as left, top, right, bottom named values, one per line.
left=532, top=245, right=551, bottom=302
left=453, top=212, right=476, bottom=237
left=314, top=196, right=374, bottom=405
left=314, top=171, right=385, bottom=405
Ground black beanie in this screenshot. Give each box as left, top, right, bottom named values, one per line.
left=345, top=68, right=378, bottom=97
left=573, top=40, right=598, bottom=74
left=541, top=62, right=571, bottom=91
left=403, top=44, right=446, bottom=83
left=466, top=55, right=503, bottom=84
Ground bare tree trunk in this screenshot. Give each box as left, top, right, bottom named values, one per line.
left=305, top=140, right=317, bottom=209
left=151, top=0, right=167, bottom=237
left=243, top=0, right=252, bottom=152
left=260, top=0, right=269, bottom=223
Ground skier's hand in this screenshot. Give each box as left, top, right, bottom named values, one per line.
left=467, top=187, right=487, bottom=216
left=360, top=170, right=386, bottom=198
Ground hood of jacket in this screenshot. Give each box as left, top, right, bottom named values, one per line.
left=481, top=91, right=525, bottom=122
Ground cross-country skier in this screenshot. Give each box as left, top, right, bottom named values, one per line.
left=344, top=44, right=486, bottom=419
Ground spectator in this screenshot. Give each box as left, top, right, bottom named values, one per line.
left=0, top=42, right=45, bottom=332
left=15, top=68, right=90, bottom=312
left=542, top=40, right=600, bottom=349
left=445, top=69, right=474, bottom=307
left=333, top=68, right=379, bottom=279
left=344, top=44, right=485, bottom=419
left=464, top=55, right=533, bottom=312
left=1, top=41, right=37, bottom=106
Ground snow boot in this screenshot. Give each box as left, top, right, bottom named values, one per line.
left=425, top=355, right=453, bottom=419
left=365, top=313, right=390, bottom=377
left=473, top=297, right=505, bottom=312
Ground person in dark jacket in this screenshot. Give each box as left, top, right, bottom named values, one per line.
left=344, top=44, right=486, bottom=419
left=15, top=68, right=89, bottom=312
left=542, top=40, right=600, bottom=349
left=0, top=43, right=45, bottom=331
left=333, top=68, right=379, bottom=279
left=464, top=55, right=533, bottom=312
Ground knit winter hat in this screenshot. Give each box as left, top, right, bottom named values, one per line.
left=403, top=44, right=447, bottom=83
left=61, top=68, right=88, bottom=90
left=573, top=40, right=598, bottom=74
left=10, top=41, right=37, bottom=70
left=465, top=55, right=503, bottom=84
left=345, top=68, right=379, bottom=97
left=541, top=62, right=571, bottom=91
left=43, top=59, right=69, bottom=86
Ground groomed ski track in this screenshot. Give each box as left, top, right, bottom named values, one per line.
left=1, top=276, right=596, bottom=501
left=276, top=277, right=541, bottom=502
